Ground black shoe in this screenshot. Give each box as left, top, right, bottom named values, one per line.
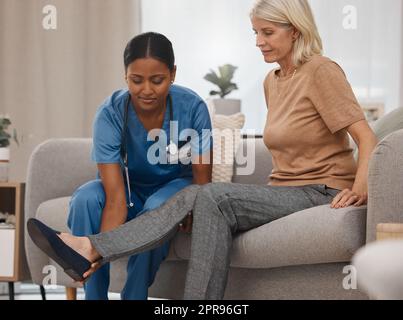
left=27, top=218, right=91, bottom=282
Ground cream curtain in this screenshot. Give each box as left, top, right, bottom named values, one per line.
left=0, top=0, right=141, bottom=181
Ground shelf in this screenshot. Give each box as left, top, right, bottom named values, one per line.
left=0, top=182, right=30, bottom=282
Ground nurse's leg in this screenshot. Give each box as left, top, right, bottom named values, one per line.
left=121, top=178, right=192, bottom=300
left=67, top=180, right=110, bottom=300
left=68, top=179, right=142, bottom=300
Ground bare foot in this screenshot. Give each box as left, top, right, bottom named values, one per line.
left=57, top=233, right=101, bottom=262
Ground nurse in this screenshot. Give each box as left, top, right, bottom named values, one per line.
left=67, top=32, right=212, bottom=300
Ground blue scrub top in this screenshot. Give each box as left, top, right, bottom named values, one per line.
left=91, top=85, right=212, bottom=189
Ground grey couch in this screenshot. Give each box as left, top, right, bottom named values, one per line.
left=23, top=126, right=402, bottom=299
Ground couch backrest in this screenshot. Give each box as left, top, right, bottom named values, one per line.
left=232, top=137, right=273, bottom=185
left=25, top=138, right=96, bottom=221
left=25, top=138, right=97, bottom=283
left=371, top=107, right=403, bottom=142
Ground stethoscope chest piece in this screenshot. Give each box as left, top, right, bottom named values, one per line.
left=166, top=140, right=178, bottom=156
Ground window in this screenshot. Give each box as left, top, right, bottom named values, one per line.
left=142, top=0, right=403, bottom=132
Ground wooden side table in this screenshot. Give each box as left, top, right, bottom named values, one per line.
left=0, top=182, right=45, bottom=300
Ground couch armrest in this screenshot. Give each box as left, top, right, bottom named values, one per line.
left=366, top=129, right=403, bottom=243
left=24, top=138, right=96, bottom=283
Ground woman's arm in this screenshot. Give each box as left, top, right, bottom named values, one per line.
left=331, top=120, right=378, bottom=208
left=97, top=164, right=128, bottom=231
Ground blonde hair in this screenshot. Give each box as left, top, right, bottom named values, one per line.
left=250, top=0, right=323, bottom=67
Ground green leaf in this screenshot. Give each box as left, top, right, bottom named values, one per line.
left=223, top=83, right=238, bottom=95
left=0, top=132, right=11, bottom=140
left=209, top=90, right=220, bottom=96
left=218, top=64, right=237, bottom=82
left=0, top=118, right=11, bottom=128
left=0, top=117, right=18, bottom=147
left=204, top=71, right=221, bottom=86
left=0, top=137, right=10, bottom=148
left=204, top=64, right=238, bottom=98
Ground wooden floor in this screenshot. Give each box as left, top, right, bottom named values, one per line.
left=0, top=283, right=165, bottom=300
left=0, top=283, right=119, bottom=300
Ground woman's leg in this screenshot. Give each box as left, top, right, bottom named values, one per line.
left=86, top=182, right=337, bottom=299
left=67, top=180, right=110, bottom=300
left=121, top=178, right=192, bottom=300
left=87, top=184, right=201, bottom=262
left=184, top=183, right=339, bottom=299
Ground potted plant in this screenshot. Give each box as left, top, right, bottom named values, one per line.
left=204, top=64, right=241, bottom=115
left=0, top=117, right=19, bottom=182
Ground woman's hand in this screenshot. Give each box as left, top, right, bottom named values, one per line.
left=330, top=188, right=367, bottom=209
left=179, top=212, right=193, bottom=233
left=333, top=120, right=377, bottom=210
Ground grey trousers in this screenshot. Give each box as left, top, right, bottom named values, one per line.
left=88, top=182, right=340, bottom=300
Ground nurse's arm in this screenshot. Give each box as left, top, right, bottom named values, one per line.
left=97, top=163, right=128, bottom=232
left=178, top=152, right=212, bottom=233
left=191, top=151, right=213, bottom=185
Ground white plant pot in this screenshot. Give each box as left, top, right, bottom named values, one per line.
left=212, top=99, right=241, bottom=116
left=0, top=147, right=10, bottom=182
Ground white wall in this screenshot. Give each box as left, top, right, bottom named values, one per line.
left=400, top=2, right=403, bottom=109
left=142, top=0, right=403, bottom=133
left=142, top=0, right=266, bottom=132
left=310, top=0, right=403, bottom=113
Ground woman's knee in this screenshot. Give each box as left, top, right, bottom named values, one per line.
left=199, top=182, right=228, bottom=200
left=193, top=183, right=222, bottom=210
left=143, top=179, right=193, bottom=212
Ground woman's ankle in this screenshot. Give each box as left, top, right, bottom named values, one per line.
left=84, top=237, right=101, bottom=262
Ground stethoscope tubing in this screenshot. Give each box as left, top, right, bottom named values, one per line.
left=120, top=93, right=175, bottom=208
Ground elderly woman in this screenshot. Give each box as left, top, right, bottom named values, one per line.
left=28, top=0, right=378, bottom=300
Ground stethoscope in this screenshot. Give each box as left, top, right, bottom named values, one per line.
left=120, top=93, right=191, bottom=208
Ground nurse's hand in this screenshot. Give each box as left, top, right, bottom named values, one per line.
left=179, top=212, right=193, bottom=233
left=78, top=262, right=102, bottom=285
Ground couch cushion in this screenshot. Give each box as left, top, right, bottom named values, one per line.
left=171, top=204, right=367, bottom=269
left=353, top=107, right=403, bottom=159
left=371, top=107, right=403, bottom=142
left=36, top=196, right=367, bottom=272
left=36, top=197, right=72, bottom=232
